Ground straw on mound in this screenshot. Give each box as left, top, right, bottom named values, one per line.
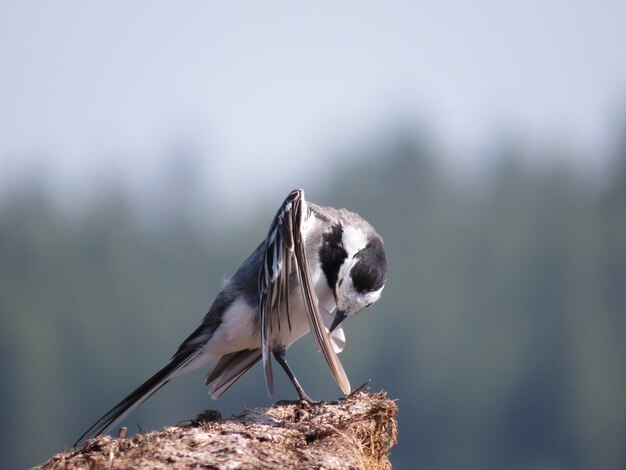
left=36, top=391, right=397, bottom=470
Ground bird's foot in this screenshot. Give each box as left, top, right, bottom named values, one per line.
left=298, top=395, right=324, bottom=407
left=275, top=396, right=323, bottom=407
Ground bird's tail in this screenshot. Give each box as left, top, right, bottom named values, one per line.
left=74, top=358, right=184, bottom=447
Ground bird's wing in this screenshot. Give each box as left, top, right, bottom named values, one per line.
left=205, top=348, right=263, bottom=399
left=259, top=189, right=351, bottom=396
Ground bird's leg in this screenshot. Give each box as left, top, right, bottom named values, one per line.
left=273, top=348, right=320, bottom=404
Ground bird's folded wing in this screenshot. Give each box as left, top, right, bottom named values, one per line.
left=205, top=349, right=262, bottom=399
left=258, top=189, right=351, bottom=396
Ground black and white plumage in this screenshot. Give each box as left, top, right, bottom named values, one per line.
left=75, top=189, right=388, bottom=445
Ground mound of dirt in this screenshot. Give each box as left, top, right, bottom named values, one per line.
left=36, top=391, right=397, bottom=469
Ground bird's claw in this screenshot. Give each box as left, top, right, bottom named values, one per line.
left=275, top=396, right=323, bottom=408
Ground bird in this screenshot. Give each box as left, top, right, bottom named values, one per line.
left=75, top=188, right=388, bottom=446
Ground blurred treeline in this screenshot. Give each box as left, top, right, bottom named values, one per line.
left=1, top=130, right=626, bottom=469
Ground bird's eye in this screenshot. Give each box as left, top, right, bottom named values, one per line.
left=338, top=278, right=344, bottom=287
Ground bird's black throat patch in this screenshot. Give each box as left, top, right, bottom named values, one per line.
left=319, top=223, right=347, bottom=290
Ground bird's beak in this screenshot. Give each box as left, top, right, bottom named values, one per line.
left=329, top=310, right=347, bottom=333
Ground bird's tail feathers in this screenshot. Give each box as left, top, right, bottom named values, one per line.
left=74, top=358, right=185, bottom=447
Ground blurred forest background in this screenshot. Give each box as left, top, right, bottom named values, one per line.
left=2, top=2, right=626, bottom=469
left=2, top=130, right=626, bottom=469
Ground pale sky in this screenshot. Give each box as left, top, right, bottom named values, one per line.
left=1, top=1, right=626, bottom=209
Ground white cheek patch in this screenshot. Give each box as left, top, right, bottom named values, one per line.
left=336, top=226, right=367, bottom=297
left=341, top=226, right=368, bottom=258
left=363, top=285, right=384, bottom=305
left=337, top=274, right=384, bottom=315
left=337, top=257, right=356, bottom=294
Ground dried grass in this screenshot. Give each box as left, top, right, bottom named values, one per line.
left=35, top=391, right=397, bottom=470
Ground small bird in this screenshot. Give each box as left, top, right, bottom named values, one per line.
left=75, top=189, right=388, bottom=445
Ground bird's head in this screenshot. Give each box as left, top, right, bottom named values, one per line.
left=320, top=223, right=388, bottom=333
